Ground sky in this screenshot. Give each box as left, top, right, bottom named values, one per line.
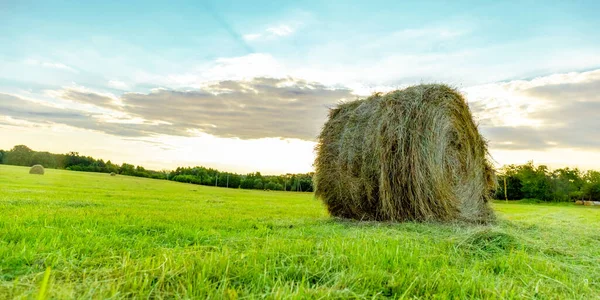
left=1, top=0, right=600, bottom=174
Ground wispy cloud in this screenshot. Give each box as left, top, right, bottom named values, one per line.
left=243, top=24, right=296, bottom=41
left=132, top=53, right=284, bottom=88
left=242, top=33, right=262, bottom=41
left=24, top=59, right=77, bottom=73
left=266, top=25, right=294, bottom=37
left=108, top=80, right=129, bottom=90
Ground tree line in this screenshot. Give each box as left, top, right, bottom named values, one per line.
left=2, top=145, right=599, bottom=201
left=495, top=162, right=600, bottom=202
left=0, top=145, right=313, bottom=192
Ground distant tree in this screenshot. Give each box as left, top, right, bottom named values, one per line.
left=120, top=163, right=135, bottom=175
left=227, top=174, right=242, bottom=188
left=298, top=174, right=314, bottom=192
left=495, top=165, right=524, bottom=200
left=515, top=162, right=553, bottom=201
left=241, top=172, right=264, bottom=189
left=253, top=179, right=264, bottom=190
left=4, top=145, right=34, bottom=166
left=202, top=175, right=215, bottom=186
left=105, top=160, right=119, bottom=174
left=550, top=168, right=584, bottom=201
left=265, top=181, right=278, bottom=191
left=583, top=171, right=600, bottom=201
left=495, top=175, right=524, bottom=200
left=31, top=151, right=57, bottom=168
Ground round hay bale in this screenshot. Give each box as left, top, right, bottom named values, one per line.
left=29, top=164, right=45, bottom=175
left=575, top=200, right=583, bottom=205
left=110, top=172, right=116, bottom=176
left=314, top=84, right=496, bottom=223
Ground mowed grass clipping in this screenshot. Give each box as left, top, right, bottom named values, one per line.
left=1, top=165, right=599, bottom=299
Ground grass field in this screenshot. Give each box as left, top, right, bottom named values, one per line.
left=1, top=164, right=599, bottom=299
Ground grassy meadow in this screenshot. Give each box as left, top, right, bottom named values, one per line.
left=1, top=164, right=599, bottom=299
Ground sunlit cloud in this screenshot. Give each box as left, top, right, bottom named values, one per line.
left=465, top=69, right=600, bottom=151
left=1, top=77, right=355, bottom=140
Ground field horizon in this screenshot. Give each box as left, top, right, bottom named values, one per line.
left=1, top=164, right=599, bottom=299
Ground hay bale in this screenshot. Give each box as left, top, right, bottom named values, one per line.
left=29, top=164, right=45, bottom=175
left=110, top=172, right=116, bottom=176
left=575, top=200, right=584, bottom=205
left=584, top=201, right=593, bottom=206
left=314, top=84, right=496, bottom=223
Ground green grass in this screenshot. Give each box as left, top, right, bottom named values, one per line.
left=1, top=164, right=599, bottom=299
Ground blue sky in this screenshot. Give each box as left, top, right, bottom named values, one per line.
left=1, top=1, right=600, bottom=173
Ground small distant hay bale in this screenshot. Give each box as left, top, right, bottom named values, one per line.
left=584, top=201, right=594, bottom=206
left=575, top=200, right=583, bottom=205
left=110, top=172, right=116, bottom=176
left=314, top=84, right=496, bottom=223
left=29, top=164, right=45, bottom=175
left=593, top=201, right=600, bottom=206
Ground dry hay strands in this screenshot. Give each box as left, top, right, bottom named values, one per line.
left=29, top=164, right=45, bottom=175
left=314, top=84, right=496, bottom=223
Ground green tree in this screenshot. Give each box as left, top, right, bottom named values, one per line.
left=253, top=179, right=264, bottom=190
left=4, top=145, right=34, bottom=166
left=583, top=171, right=600, bottom=201
left=516, top=162, right=553, bottom=201
left=31, top=151, right=57, bottom=168
left=550, top=168, right=584, bottom=201
left=120, top=163, right=135, bottom=175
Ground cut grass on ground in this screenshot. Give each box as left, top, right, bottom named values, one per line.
left=0, top=164, right=599, bottom=299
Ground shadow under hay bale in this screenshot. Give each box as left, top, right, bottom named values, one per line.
left=314, top=84, right=496, bottom=223
left=29, top=164, right=45, bottom=175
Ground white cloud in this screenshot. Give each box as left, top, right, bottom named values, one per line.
left=203, top=53, right=284, bottom=81
left=462, top=69, right=600, bottom=151
left=243, top=24, right=296, bottom=41
left=243, top=33, right=262, bottom=41
left=266, top=25, right=294, bottom=36
left=132, top=53, right=284, bottom=87
left=108, top=80, right=129, bottom=90
left=389, top=27, right=469, bottom=40
left=24, top=58, right=77, bottom=73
